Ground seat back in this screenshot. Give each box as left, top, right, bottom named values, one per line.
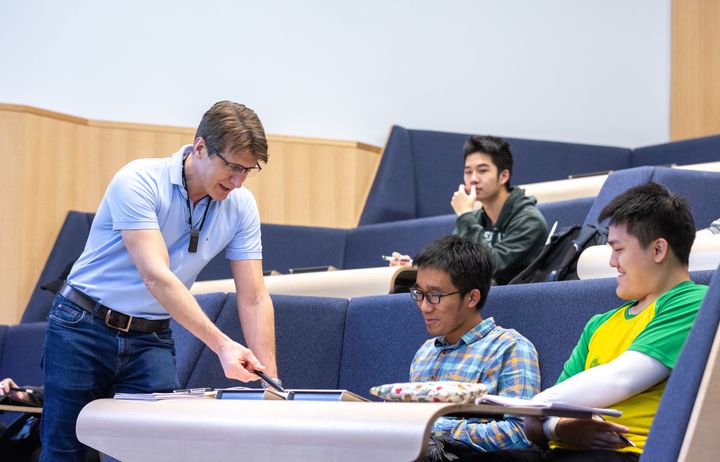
left=584, top=166, right=655, bottom=225
left=0, top=322, right=47, bottom=386
left=650, top=167, right=720, bottom=229
left=171, top=293, right=228, bottom=388
left=21, top=212, right=95, bottom=323
left=482, top=278, right=623, bottom=389
left=178, top=294, right=349, bottom=390
left=585, top=166, right=720, bottom=228
left=360, top=126, right=631, bottom=224
left=197, top=223, right=349, bottom=279
left=537, top=197, right=595, bottom=229
left=344, top=215, right=455, bottom=269
left=631, top=134, right=720, bottom=168
left=339, top=294, right=429, bottom=399
left=641, top=266, right=720, bottom=461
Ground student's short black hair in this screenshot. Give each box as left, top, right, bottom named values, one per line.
left=414, top=235, right=493, bottom=310
left=463, top=135, right=513, bottom=190
left=599, top=182, right=695, bottom=265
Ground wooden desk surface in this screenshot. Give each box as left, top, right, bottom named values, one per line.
left=76, top=398, right=599, bottom=462
left=0, top=403, right=42, bottom=414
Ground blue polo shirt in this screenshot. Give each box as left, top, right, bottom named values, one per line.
left=67, top=145, right=263, bottom=319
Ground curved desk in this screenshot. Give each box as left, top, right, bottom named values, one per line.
left=76, top=398, right=602, bottom=462
left=521, top=161, right=720, bottom=205
left=577, top=234, right=720, bottom=280
left=191, top=266, right=417, bottom=298
left=77, top=399, right=459, bottom=461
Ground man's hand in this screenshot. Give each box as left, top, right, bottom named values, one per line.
left=451, top=184, right=477, bottom=216
left=555, top=417, right=632, bottom=450
left=0, top=377, right=31, bottom=403
left=388, top=251, right=413, bottom=267
left=217, top=340, right=266, bottom=382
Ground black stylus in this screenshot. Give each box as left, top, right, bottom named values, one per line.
left=255, top=370, right=286, bottom=393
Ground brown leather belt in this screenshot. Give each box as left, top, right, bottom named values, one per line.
left=58, top=283, right=170, bottom=334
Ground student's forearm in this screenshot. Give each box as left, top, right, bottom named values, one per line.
left=433, top=417, right=531, bottom=451
left=524, top=416, right=549, bottom=447
left=536, top=351, right=669, bottom=408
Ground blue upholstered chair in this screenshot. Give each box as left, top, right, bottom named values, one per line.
left=537, top=197, right=595, bottom=230
left=339, top=294, right=429, bottom=399
left=176, top=294, right=349, bottom=390
left=631, top=134, right=720, bottom=168
left=198, top=223, right=349, bottom=279
left=360, top=126, right=631, bottom=225
left=584, top=166, right=720, bottom=229
left=21, top=212, right=96, bottom=323
left=641, top=265, right=720, bottom=461
left=343, top=215, right=455, bottom=269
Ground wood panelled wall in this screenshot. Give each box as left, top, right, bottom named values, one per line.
left=0, top=104, right=381, bottom=324
left=671, top=0, right=720, bottom=140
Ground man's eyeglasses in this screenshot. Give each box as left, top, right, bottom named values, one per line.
left=409, top=287, right=462, bottom=305
left=208, top=145, right=262, bottom=177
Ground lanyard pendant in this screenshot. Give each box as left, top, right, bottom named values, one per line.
left=189, top=229, right=200, bottom=253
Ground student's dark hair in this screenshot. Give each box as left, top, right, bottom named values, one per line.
left=463, top=135, right=513, bottom=190
left=599, top=182, right=695, bottom=265
left=414, top=235, right=493, bottom=310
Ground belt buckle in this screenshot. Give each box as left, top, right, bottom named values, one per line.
left=105, top=309, right=132, bottom=333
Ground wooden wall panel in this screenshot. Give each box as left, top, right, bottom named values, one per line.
left=671, top=0, right=720, bottom=140
left=0, top=112, right=26, bottom=320
left=0, top=104, right=380, bottom=324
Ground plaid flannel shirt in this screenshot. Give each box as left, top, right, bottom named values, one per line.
left=410, top=317, right=540, bottom=452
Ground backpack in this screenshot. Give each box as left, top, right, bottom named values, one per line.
left=508, top=224, right=608, bottom=284
left=0, top=412, right=41, bottom=462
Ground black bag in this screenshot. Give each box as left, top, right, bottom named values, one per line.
left=423, top=435, right=481, bottom=462
left=0, top=413, right=42, bottom=462
left=508, top=224, right=608, bottom=284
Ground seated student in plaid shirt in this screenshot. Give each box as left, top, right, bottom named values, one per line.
left=409, top=235, right=541, bottom=459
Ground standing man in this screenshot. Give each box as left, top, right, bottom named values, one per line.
left=391, top=135, right=547, bottom=285
left=410, top=235, right=541, bottom=459
left=41, top=101, right=278, bottom=461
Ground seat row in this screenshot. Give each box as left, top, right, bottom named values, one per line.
left=1, top=269, right=717, bottom=462
left=361, top=126, right=720, bottom=224
left=18, top=164, right=720, bottom=324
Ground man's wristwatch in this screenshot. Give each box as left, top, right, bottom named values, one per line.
left=260, top=378, right=282, bottom=389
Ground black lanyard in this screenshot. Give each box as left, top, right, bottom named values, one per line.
left=182, top=154, right=211, bottom=253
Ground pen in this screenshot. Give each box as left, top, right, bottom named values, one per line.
left=9, top=387, right=34, bottom=395
left=255, top=370, right=286, bottom=393
left=381, top=255, right=412, bottom=263
left=596, top=415, right=635, bottom=447
left=545, top=221, right=558, bottom=245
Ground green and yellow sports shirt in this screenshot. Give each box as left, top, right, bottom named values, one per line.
left=551, top=280, right=708, bottom=454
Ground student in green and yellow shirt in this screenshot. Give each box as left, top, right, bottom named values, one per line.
left=476, top=182, right=708, bottom=462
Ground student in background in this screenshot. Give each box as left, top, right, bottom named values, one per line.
left=409, top=235, right=540, bottom=460
left=389, top=136, right=547, bottom=285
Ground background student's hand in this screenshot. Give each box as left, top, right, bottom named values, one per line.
left=0, top=377, right=31, bottom=403
left=388, top=251, right=413, bottom=267
left=451, top=184, right=477, bottom=216
left=217, top=340, right=266, bottom=382
left=555, top=416, right=632, bottom=450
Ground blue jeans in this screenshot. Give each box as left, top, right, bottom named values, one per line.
left=40, top=294, right=180, bottom=462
